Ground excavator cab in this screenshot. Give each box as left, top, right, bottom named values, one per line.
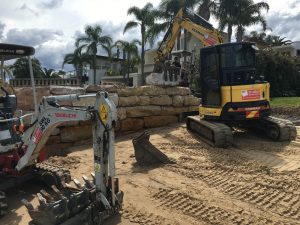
left=199, top=42, right=270, bottom=121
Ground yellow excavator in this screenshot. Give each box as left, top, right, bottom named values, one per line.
left=152, top=8, right=297, bottom=148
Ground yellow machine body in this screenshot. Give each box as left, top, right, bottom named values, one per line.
left=200, top=83, right=270, bottom=120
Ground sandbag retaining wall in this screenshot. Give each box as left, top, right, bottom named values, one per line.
left=14, top=85, right=200, bottom=154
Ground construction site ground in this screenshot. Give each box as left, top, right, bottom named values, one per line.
left=2, top=121, right=300, bottom=225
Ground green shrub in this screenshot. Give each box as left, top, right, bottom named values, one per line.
left=256, top=50, right=300, bottom=97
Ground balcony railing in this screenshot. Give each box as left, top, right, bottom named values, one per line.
left=10, top=78, right=80, bottom=87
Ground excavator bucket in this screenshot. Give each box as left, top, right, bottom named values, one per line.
left=23, top=176, right=124, bottom=225
left=133, top=131, right=175, bottom=166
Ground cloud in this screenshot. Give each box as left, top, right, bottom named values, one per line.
left=0, top=22, right=5, bottom=40
left=5, top=28, right=63, bottom=46
left=3, top=27, right=70, bottom=70
left=38, top=0, right=64, bottom=9
left=19, top=3, right=39, bottom=17
left=289, top=0, right=300, bottom=8
left=267, top=12, right=300, bottom=41
left=36, top=41, right=74, bottom=70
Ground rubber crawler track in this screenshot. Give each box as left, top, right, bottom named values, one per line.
left=258, top=116, right=297, bottom=141
left=186, top=116, right=233, bottom=148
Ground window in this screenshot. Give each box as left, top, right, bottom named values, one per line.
left=221, top=44, right=255, bottom=68
left=297, top=50, right=300, bottom=57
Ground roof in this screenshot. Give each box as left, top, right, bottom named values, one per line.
left=201, top=42, right=256, bottom=51
left=0, top=43, right=35, bottom=61
left=96, top=55, right=125, bottom=62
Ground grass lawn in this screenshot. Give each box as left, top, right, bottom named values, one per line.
left=270, top=97, right=300, bottom=107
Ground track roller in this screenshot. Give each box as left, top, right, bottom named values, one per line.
left=186, top=116, right=233, bottom=148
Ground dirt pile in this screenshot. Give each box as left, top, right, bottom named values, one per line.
left=46, top=156, right=81, bottom=170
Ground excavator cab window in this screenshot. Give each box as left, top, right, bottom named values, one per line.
left=200, top=47, right=221, bottom=107
left=219, top=43, right=264, bottom=86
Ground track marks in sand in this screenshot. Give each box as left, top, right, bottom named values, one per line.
left=168, top=164, right=300, bottom=223
left=152, top=188, right=281, bottom=225
left=122, top=206, right=169, bottom=225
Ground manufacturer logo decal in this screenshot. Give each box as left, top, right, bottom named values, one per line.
left=55, top=113, right=77, bottom=118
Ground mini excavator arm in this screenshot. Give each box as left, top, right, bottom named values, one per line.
left=16, top=94, right=94, bottom=171
left=22, top=92, right=123, bottom=225
left=156, top=8, right=224, bottom=62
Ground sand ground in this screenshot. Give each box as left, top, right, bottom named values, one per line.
left=1, top=122, right=300, bottom=225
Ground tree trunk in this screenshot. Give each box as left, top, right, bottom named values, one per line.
left=122, top=50, right=126, bottom=83
left=227, top=24, right=232, bottom=43
left=141, top=24, right=145, bottom=85
left=236, top=25, right=244, bottom=42
left=93, top=53, right=96, bottom=84
left=127, top=52, right=130, bottom=86
left=78, top=63, right=83, bottom=85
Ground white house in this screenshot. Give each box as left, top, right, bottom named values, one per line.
left=272, top=41, right=300, bottom=57
left=87, top=55, right=124, bottom=85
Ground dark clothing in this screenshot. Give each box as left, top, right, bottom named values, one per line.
left=172, top=61, right=181, bottom=68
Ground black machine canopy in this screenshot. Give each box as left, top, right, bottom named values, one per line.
left=0, top=43, right=35, bottom=61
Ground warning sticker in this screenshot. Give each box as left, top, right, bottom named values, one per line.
left=241, top=89, right=260, bottom=100
left=99, top=104, right=108, bottom=124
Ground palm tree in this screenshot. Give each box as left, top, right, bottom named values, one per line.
left=76, top=24, right=112, bottom=84
left=265, top=35, right=292, bottom=47
left=244, top=31, right=292, bottom=48
left=243, top=31, right=268, bottom=47
left=123, top=3, right=158, bottom=84
left=11, top=57, right=44, bottom=78
left=213, top=0, right=238, bottom=42
left=234, top=0, right=269, bottom=42
left=42, top=68, right=55, bottom=78
left=115, top=39, right=141, bottom=85
left=214, top=0, right=269, bottom=42
left=196, top=0, right=217, bottom=21
left=103, top=42, right=117, bottom=59
left=62, top=45, right=93, bottom=79
left=1, top=65, right=13, bottom=81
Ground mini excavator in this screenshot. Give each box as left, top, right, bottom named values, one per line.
left=186, top=42, right=297, bottom=147
left=0, top=43, right=123, bottom=224
left=151, top=8, right=297, bottom=147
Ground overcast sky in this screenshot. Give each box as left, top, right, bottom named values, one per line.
left=0, top=0, right=299, bottom=70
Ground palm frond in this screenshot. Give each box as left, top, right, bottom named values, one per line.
left=123, top=21, right=139, bottom=34
left=127, top=6, right=141, bottom=18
